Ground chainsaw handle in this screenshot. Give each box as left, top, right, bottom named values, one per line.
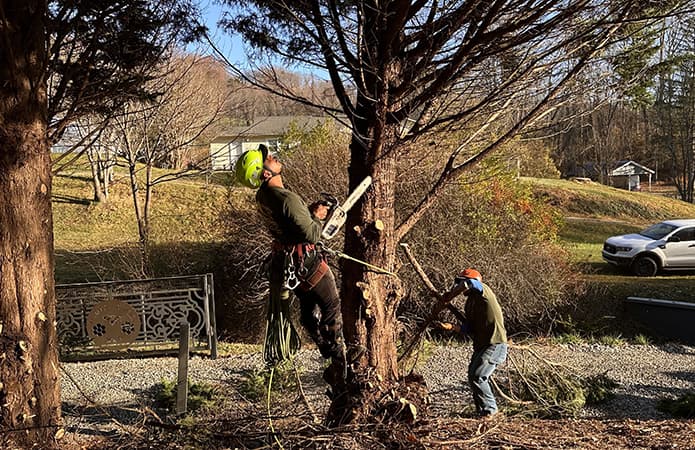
left=319, top=192, right=338, bottom=207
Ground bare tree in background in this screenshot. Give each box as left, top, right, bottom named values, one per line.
left=218, top=0, right=690, bottom=424
left=653, top=14, right=695, bottom=202
left=48, top=0, right=203, bottom=172
left=114, top=54, right=231, bottom=274
left=546, top=16, right=669, bottom=181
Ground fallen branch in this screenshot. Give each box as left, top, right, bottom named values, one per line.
left=496, top=347, right=587, bottom=418
left=293, top=359, right=319, bottom=424
left=491, top=378, right=533, bottom=406
left=398, top=243, right=468, bottom=362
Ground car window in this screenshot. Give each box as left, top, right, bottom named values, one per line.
left=640, top=222, right=677, bottom=240
left=673, top=227, right=695, bottom=242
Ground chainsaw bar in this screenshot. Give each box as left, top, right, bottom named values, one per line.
left=321, top=176, right=372, bottom=240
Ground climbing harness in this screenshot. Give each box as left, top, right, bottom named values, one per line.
left=272, top=242, right=329, bottom=291
left=284, top=252, right=300, bottom=290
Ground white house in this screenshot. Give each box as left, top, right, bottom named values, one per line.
left=608, top=160, right=655, bottom=191
left=209, top=115, right=338, bottom=170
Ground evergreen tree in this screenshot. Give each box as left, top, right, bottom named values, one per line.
left=0, top=1, right=200, bottom=446
left=220, top=0, right=689, bottom=424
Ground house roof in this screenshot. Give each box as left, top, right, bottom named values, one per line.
left=609, top=160, right=655, bottom=176
left=212, top=116, right=337, bottom=141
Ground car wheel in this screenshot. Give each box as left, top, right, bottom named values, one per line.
left=632, top=256, right=659, bottom=277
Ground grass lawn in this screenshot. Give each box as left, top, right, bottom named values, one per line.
left=52, top=155, right=231, bottom=282
left=559, top=217, right=642, bottom=264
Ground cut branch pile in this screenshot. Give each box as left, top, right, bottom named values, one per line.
left=496, top=345, right=586, bottom=418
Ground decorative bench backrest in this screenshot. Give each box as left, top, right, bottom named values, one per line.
left=56, top=274, right=217, bottom=360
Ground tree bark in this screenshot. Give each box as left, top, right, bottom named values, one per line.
left=127, top=160, right=151, bottom=275
left=329, top=100, right=409, bottom=423
left=0, top=1, right=62, bottom=447
left=342, top=136, right=401, bottom=381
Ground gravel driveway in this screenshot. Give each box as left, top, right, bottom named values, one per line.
left=60, top=343, right=695, bottom=434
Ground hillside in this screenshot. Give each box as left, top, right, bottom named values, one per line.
left=526, top=177, right=695, bottom=223
left=526, top=177, right=695, bottom=324
left=52, top=158, right=232, bottom=282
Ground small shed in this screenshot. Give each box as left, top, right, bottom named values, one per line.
left=608, top=160, right=655, bottom=191
left=209, top=116, right=335, bottom=170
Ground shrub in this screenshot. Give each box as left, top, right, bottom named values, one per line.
left=238, top=362, right=300, bottom=402
left=633, top=334, right=652, bottom=345
left=582, top=373, right=619, bottom=404
left=552, top=333, right=585, bottom=345
left=153, top=379, right=219, bottom=413
left=597, top=334, right=626, bottom=347
left=216, top=191, right=272, bottom=342
left=398, top=158, right=584, bottom=334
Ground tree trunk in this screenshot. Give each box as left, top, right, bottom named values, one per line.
left=0, top=1, right=62, bottom=447
left=342, top=137, right=401, bottom=381
left=88, top=150, right=106, bottom=203
left=328, top=113, right=418, bottom=424
left=127, top=161, right=150, bottom=275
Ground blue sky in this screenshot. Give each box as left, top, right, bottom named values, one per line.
left=197, top=0, right=248, bottom=68
left=195, top=0, right=326, bottom=77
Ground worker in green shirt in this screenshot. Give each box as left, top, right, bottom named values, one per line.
left=235, top=145, right=347, bottom=383
left=437, top=268, right=508, bottom=417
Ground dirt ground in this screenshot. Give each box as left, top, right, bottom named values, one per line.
left=59, top=417, right=695, bottom=449
left=55, top=408, right=695, bottom=449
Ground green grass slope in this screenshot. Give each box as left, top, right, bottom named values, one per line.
left=526, top=177, right=695, bottom=264
left=526, top=177, right=695, bottom=222
left=52, top=158, right=231, bottom=282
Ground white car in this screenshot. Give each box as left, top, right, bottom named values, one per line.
left=602, top=219, right=695, bottom=276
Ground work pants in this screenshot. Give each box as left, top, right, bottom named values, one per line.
left=269, top=251, right=345, bottom=362
left=468, top=343, right=508, bottom=415
left=295, top=267, right=346, bottom=362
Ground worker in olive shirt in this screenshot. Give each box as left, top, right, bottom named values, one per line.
left=437, top=268, right=508, bottom=417
left=235, top=145, right=347, bottom=381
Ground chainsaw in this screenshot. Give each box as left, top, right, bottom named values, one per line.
left=320, top=176, right=372, bottom=240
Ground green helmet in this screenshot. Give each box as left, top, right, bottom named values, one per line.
left=235, top=146, right=268, bottom=188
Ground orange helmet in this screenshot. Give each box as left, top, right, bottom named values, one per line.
left=459, top=268, right=482, bottom=282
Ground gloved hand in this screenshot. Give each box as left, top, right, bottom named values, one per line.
left=435, top=321, right=466, bottom=334
left=435, top=321, right=455, bottom=331
left=309, top=202, right=329, bottom=220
